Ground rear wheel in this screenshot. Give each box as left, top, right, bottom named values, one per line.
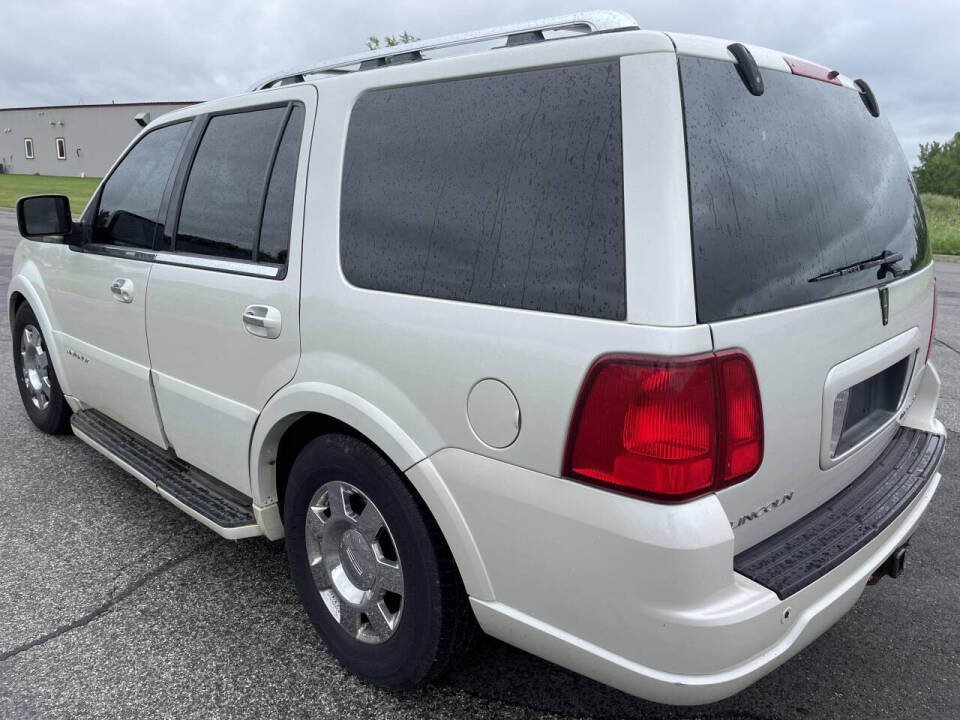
left=284, top=433, right=476, bottom=688
left=12, top=303, right=71, bottom=434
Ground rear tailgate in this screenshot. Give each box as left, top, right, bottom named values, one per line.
left=712, top=268, right=934, bottom=552
left=674, top=41, right=936, bottom=551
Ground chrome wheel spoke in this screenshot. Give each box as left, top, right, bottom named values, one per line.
left=327, top=484, right=352, bottom=521
left=365, top=601, right=395, bottom=640
left=306, top=504, right=327, bottom=539
left=339, top=602, right=362, bottom=636
left=309, top=556, right=331, bottom=590
left=357, top=502, right=385, bottom=541
left=304, top=480, right=404, bottom=644
left=375, top=557, right=403, bottom=594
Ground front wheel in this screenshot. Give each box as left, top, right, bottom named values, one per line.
left=284, top=433, right=476, bottom=688
left=12, top=303, right=71, bottom=434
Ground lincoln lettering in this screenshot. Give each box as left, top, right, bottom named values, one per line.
left=731, top=492, right=795, bottom=529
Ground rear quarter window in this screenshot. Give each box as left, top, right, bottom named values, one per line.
left=339, top=61, right=625, bottom=320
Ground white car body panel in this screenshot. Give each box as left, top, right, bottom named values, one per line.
left=147, top=264, right=297, bottom=489
left=621, top=51, right=697, bottom=327
left=7, top=255, right=72, bottom=398
left=29, top=242, right=165, bottom=446
left=470, top=464, right=940, bottom=705
left=714, top=265, right=936, bottom=552
left=144, top=84, right=316, bottom=491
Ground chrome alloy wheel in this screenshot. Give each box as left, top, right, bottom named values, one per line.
left=20, top=325, right=51, bottom=411
left=305, top=480, right=404, bottom=644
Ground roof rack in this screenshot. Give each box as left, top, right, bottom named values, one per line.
left=247, top=10, right=639, bottom=91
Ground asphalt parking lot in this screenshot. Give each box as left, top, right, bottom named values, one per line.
left=1, top=209, right=958, bottom=720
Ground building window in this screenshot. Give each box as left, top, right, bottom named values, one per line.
left=24, top=138, right=34, bottom=159
left=56, top=137, right=66, bottom=160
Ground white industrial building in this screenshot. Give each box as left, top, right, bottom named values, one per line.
left=0, top=101, right=197, bottom=178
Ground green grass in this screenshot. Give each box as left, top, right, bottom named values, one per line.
left=922, top=193, right=960, bottom=255
left=0, top=174, right=101, bottom=214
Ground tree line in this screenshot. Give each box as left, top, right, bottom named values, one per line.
left=914, top=132, right=960, bottom=198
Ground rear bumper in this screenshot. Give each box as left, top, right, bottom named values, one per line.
left=735, top=426, right=944, bottom=599
left=421, top=420, right=944, bottom=705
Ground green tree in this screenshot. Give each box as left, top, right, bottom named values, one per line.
left=366, top=32, right=420, bottom=51
left=913, top=132, right=960, bottom=198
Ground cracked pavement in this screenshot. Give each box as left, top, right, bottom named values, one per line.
left=1, top=210, right=959, bottom=719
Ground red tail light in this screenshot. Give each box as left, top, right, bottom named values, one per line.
left=563, top=351, right=763, bottom=502
left=926, top=279, right=937, bottom=364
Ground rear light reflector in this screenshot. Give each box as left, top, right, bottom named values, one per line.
left=926, top=279, right=937, bottom=364
left=563, top=351, right=763, bottom=502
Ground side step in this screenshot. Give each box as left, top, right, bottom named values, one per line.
left=71, top=409, right=261, bottom=540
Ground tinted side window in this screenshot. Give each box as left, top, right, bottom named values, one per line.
left=340, top=62, right=625, bottom=320
left=94, top=122, right=189, bottom=248
left=258, top=105, right=305, bottom=264
left=176, top=107, right=287, bottom=260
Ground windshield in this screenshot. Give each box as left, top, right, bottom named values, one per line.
left=679, top=56, right=930, bottom=323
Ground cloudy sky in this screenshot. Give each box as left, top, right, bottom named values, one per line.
left=3, top=0, right=957, bottom=163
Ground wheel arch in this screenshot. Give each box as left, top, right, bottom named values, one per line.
left=250, top=381, right=428, bottom=507
left=250, top=382, right=494, bottom=600
left=7, top=276, right=73, bottom=397
left=9, top=290, right=26, bottom=328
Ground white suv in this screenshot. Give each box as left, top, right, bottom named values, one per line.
left=8, top=11, right=944, bottom=705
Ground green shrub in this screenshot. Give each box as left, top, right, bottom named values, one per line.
left=922, top=193, right=960, bottom=255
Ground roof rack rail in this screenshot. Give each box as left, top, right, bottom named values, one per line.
left=247, top=10, right=639, bottom=91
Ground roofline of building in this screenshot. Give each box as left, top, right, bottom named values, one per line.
left=0, top=101, right=201, bottom=112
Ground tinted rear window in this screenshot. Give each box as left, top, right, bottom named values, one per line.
left=177, top=106, right=287, bottom=260
left=680, top=56, right=930, bottom=323
left=340, top=61, right=625, bottom=320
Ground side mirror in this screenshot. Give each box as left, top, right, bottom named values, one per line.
left=16, top=195, right=73, bottom=239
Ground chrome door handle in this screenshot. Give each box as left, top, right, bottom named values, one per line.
left=110, top=278, right=134, bottom=303
left=242, top=305, right=281, bottom=339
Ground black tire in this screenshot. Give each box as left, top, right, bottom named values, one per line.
left=12, top=303, right=71, bottom=434
left=284, top=433, right=476, bottom=688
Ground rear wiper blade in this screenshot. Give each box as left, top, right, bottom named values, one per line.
left=807, top=250, right=904, bottom=283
